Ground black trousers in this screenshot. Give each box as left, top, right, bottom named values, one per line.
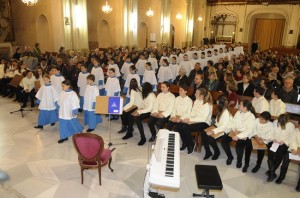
left=177, top=122, right=209, bottom=149
left=22, top=89, right=36, bottom=106
left=235, top=138, right=252, bottom=166
left=134, top=113, right=151, bottom=139
left=220, top=134, right=234, bottom=159
left=277, top=151, right=291, bottom=178
left=121, top=107, right=137, bottom=133
left=1, top=78, right=12, bottom=95
left=147, top=115, right=170, bottom=137
left=251, top=140, right=269, bottom=166
left=268, top=142, right=288, bottom=172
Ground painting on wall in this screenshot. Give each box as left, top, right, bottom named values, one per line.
left=0, top=0, right=14, bottom=42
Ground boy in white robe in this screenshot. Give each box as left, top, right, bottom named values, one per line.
left=123, top=65, right=140, bottom=104
left=83, top=74, right=102, bottom=132
left=50, top=66, right=65, bottom=95
left=121, top=56, right=133, bottom=81
left=107, top=59, right=121, bottom=78
left=157, top=59, right=173, bottom=83
left=143, top=62, right=157, bottom=91
left=179, top=54, right=192, bottom=76
left=147, top=52, right=158, bottom=72
left=136, top=54, right=148, bottom=84
left=91, top=59, right=105, bottom=95
left=34, top=74, right=59, bottom=129
left=169, top=57, right=180, bottom=81
left=77, top=64, right=90, bottom=111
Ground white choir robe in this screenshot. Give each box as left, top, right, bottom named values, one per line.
left=123, top=73, right=141, bottom=104
left=143, top=70, right=158, bottom=91
left=50, top=74, right=64, bottom=95
left=121, top=62, right=132, bottom=80
left=77, top=71, right=90, bottom=109
left=157, top=66, right=173, bottom=83
left=105, top=77, right=121, bottom=96
left=136, top=59, right=148, bottom=76
left=199, top=58, right=207, bottom=70
left=35, top=84, right=59, bottom=126
left=179, top=60, right=192, bottom=76
left=169, top=63, right=180, bottom=81
left=108, top=64, right=121, bottom=78
left=58, top=90, right=83, bottom=139
left=91, top=66, right=105, bottom=95
left=197, top=50, right=206, bottom=59
left=252, top=96, right=269, bottom=114
left=178, top=53, right=185, bottom=63
left=159, top=56, right=169, bottom=66
left=269, top=99, right=286, bottom=117
left=83, top=84, right=102, bottom=129
left=234, top=46, right=244, bottom=56
left=211, top=54, right=220, bottom=65
left=148, top=57, right=158, bottom=71
left=169, top=54, right=179, bottom=64
left=232, top=111, right=256, bottom=139
left=186, top=50, right=194, bottom=60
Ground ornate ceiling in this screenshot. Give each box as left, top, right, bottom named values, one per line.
left=207, top=0, right=300, bottom=5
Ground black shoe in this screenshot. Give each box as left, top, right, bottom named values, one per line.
left=265, top=170, right=270, bottom=176
left=187, top=143, right=195, bottom=155
left=138, top=138, right=146, bottom=146
left=296, top=182, right=300, bottom=192
left=226, top=158, right=233, bottom=165
left=51, top=123, right=55, bottom=126
left=212, top=152, right=220, bottom=160
left=31, top=104, right=35, bottom=108
left=203, top=152, right=212, bottom=160
left=251, top=165, right=260, bottom=173
left=267, top=173, right=277, bottom=182
left=2, top=93, right=8, bottom=97
left=242, top=165, right=249, bottom=173
left=34, top=125, right=43, bottom=129
left=8, top=94, right=14, bottom=98
left=236, top=162, right=242, bottom=168
left=21, top=104, right=27, bottom=108
left=149, top=136, right=156, bottom=142
left=58, top=138, right=68, bottom=144
left=122, top=133, right=133, bottom=140
left=180, top=144, right=187, bottom=151
left=78, top=109, right=83, bottom=112
left=13, top=98, right=18, bottom=102
left=86, top=129, right=94, bottom=133
left=118, top=126, right=127, bottom=134
left=276, top=176, right=285, bottom=184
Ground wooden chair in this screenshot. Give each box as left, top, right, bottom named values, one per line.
left=72, top=133, right=115, bottom=185
left=210, top=91, right=223, bottom=102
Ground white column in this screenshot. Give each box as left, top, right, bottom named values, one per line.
left=160, top=0, right=171, bottom=47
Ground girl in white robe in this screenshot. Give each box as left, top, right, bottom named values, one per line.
left=143, top=62, right=157, bottom=91
left=169, top=57, right=180, bottom=81
left=157, top=59, right=173, bottom=83
left=83, top=74, right=102, bottom=132
left=147, top=52, right=158, bottom=71
left=50, top=66, right=65, bottom=95
left=77, top=64, right=90, bottom=111
left=107, top=59, right=121, bottom=78
left=57, top=80, right=83, bottom=143
left=91, top=59, right=105, bottom=95
left=34, top=74, right=59, bottom=129
left=123, top=65, right=140, bottom=104
left=135, top=54, right=147, bottom=84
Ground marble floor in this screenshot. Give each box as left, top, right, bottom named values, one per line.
left=0, top=97, right=299, bottom=198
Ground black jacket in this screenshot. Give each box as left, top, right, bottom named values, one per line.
left=237, top=82, right=254, bottom=97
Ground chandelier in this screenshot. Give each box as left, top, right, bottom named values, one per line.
left=197, top=16, right=203, bottom=21
left=146, top=8, right=154, bottom=17
left=176, top=12, right=182, bottom=20
left=102, top=1, right=112, bottom=14
left=22, top=0, right=38, bottom=6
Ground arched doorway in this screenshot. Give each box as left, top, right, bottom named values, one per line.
left=248, top=13, right=286, bottom=51
left=36, top=14, right=51, bottom=52
left=170, top=24, right=175, bottom=49
left=98, top=20, right=111, bottom=48
left=138, top=22, right=148, bottom=49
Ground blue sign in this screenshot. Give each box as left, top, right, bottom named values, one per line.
left=108, top=97, right=122, bottom=114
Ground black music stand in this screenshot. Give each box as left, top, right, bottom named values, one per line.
left=193, top=165, right=223, bottom=198
left=95, top=96, right=127, bottom=148
left=10, top=100, right=33, bottom=118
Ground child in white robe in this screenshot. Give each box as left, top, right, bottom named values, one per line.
left=91, top=59, right=105, bottom=95
left=120, top=56, right=133, bottom=81
left=107, top=59, right=121, bottom=79
left=105, top=68, right=121, bottom=120
left=50, top=66, right=65, bottom=95
left=83, top=74, right=102, bottom=132
left=57, top=80, right=83, bottom=143
left=157, top=59, right=173, bottom=83
left=148, top=52, right=158, bottom=71
left=135, top=54, right=147, bottom=84
left=143, top=62, right=157, bottom=91
left=123, top=65, right=140, bottom=104
left=77, top=64, right=90, bottom=111
left=34, top=74, right=59, bottom=129
left=169, top=57, right=180, bottom=81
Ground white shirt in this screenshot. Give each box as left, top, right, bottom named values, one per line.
left=105, top=77, right=120, bottom=96
left=213, top=109, right=233, bottom=134
left=289, top=129, right=300, bottom=151
left=77, top=72, right=90, bottom=96
left=232, top=111, right=256, bottom=139
left=182, top=100, right=212, bottom=125
left=137, top=92, right=156, bottom=114
left=124, top=73, right=141, bottom=97
left=22, top=76, right=36, bottom=92
left=148, top=57, right=158, bottom=71
left=272, top=121, right=295, bottom=145
left=152, top=92, right=175, bottom=118
left=50, top=74, right=65, bottom=95
left=157, top=66, right=173, bottom=83
left=143, top=70, right=157, bottom=87
left=91, top=66, right=105, bottom=90
left=171, top=96, right=193, bottom=117
left=123, top=90, right=143, bottom=111
left=83, top=84, right=99, bottom=111
left=35, top=84, right=58, bottom=110
left=121, top=62, right=133, bottom=80
left=108, top=64, right=121, bottom=77
left=252, top=119, right=274, bottom=144
left=58, top=90, right=80, bottom=120
left=252, top=96, right=269, bottom=114
left=269, top=99, right=286, bottom=117
left=136, top=59, right=147, bottom=75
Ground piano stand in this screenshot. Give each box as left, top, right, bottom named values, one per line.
left=193, top=165, right=223, bottom=198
